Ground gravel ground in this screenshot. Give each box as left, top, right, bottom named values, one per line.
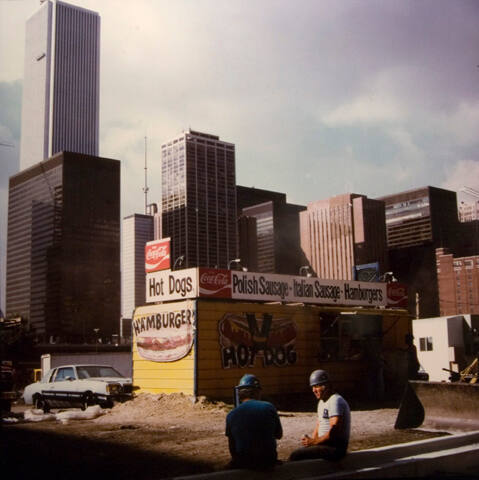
left=1, top=394, right=446, bottom=479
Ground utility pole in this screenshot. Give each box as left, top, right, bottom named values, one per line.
left=415, top=292, right=420, bottom=319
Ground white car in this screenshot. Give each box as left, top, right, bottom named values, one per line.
left=23, top=364, right=134, bottom=412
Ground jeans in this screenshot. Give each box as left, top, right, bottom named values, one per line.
left=289, top=444, right=347, bottom=462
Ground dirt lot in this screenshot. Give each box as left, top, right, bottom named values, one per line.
left=1, top=393, right=445, bottom=479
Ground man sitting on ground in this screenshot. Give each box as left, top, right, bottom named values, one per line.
left=225, top=374, right=283, bottom=469
left=289, top=369, right=350, bottom=461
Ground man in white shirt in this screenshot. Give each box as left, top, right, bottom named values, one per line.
left=289, top=369, right=351, bottom=461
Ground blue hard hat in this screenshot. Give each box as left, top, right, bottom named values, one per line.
left=237, top=373, right=261, bottom=389
left=309, top=369, right=329, bottom=387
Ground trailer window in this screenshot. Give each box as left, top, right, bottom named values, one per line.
left=419, top=337, right=433, bottom=351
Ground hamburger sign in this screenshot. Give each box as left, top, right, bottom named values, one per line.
left=133, top=301, right=196, bottom=362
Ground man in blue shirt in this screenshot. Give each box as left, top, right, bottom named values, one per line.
left=289, top=369, right=351, bottom=461
left=226, top=374, right=283, bottom=469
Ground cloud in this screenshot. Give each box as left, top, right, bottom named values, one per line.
left=438, top=101, right=479, bottom=147
left=0, top=80, right=22, bottom=140
left=322, top=92, right=405, bottom=126
left=441, top=159, right=479, bottom=193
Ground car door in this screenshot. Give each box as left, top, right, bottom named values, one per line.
left=47, top=366, right=77, bottom=407
left=41, top=367, right=59, bottom=406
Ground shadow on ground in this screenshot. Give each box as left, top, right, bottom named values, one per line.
left=0, top=424, right=215, bottom=480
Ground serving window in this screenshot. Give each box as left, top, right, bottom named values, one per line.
left=318, top=313, right=382, bottom=361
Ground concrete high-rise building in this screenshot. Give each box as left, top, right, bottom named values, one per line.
left=436, top=248, right=479, bottom=316
left=459, top=200, right=479, bottom=223
left=20, top=0, right=100, bottom=170
left=378, top=186, right=461, bottom=317
left=300, top=193, right=388, bottom=280
left=6, top=152, right=120, bottom=343
left=237, top=186, right=306, bottom=275
left=121, top=214, right=154, bottom=321
left=458, top=187, right=479, bottom=222
left=160, top=129, right=237, bottom=269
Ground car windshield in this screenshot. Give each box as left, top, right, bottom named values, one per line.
left=76, top=366, right=123, bottom=379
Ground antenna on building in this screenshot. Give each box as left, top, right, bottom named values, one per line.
left=143, top=136, right=149, bottom=214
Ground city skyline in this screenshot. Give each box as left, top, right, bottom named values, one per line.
left=1, top=0, right=479, bottom=310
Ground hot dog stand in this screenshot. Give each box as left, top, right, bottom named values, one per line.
left=132, top=266, right=411, bottom=400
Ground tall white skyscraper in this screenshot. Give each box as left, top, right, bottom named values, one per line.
left=121, top=214, right=154, bottom=320
left=20, top=0, right=100, bottom=170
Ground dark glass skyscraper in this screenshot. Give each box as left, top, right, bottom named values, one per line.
left=160, top=130, right=237, bottom=269
left=378, top=186, right=461, bottom=317
left=236, top=186, right=306, bottom=275
left=6, top=152, right=120, bottom=343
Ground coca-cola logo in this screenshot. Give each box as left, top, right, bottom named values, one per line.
left=389, top=286, right=406, bottom=297
left=200, top=272, right=229, bottom=287
left=146, top=245, right=168, bottom=261
left=145, top=240, right=170, bottom=273
left=199, top=268, right=232, bottom=298
left=387, top=282, right=408, bottom=307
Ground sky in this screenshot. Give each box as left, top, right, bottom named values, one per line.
left=1, top=0, right=479, bottom=311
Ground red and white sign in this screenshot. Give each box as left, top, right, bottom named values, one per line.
left=198, top=268, right=231, bottom=298
left=386, top=282, right=408, bottom=308
left=145, top=268, right=408, bottom=309
left=145, top=238, right=170, bottom=273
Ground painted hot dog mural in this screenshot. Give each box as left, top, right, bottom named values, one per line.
left=219, top=312, right=298, bottom=368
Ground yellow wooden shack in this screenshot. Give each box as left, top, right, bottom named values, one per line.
left=132, top=298, right=411, bottom=401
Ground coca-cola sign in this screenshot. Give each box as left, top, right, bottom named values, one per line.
left=145, top=238, right=171, bottom=273
left=387, top=282, right=408, bottom=308
left=199, top=268, right=232, bottom=298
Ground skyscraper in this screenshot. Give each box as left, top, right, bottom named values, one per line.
left=236, top=186, right=306, bottom=275
left=436, top=248, right=479, bottom=316
left=378, top=186, right=460, bottom=317
left=20, top=0, right=100, bottom=170
left=160, top=129, right=237, bottom=269
left=6, top=152, right=120, bottom=343
left=300, top=193, right=388, bottom=280
left=121, top=214, right=154, bottom=320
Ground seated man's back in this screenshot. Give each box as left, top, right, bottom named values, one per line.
left=226, top=375, right=282, bottom=469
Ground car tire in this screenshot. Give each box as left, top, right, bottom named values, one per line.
left=100, top=399, right=114, bottom=409
left=33, top=394, right=50, bottom=413
left=0, top=399, right=11, bottom=413
left=81, top=392, right=94, bottom=411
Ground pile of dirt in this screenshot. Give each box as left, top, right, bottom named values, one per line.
left=96, top=393, right=231, bottom=424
